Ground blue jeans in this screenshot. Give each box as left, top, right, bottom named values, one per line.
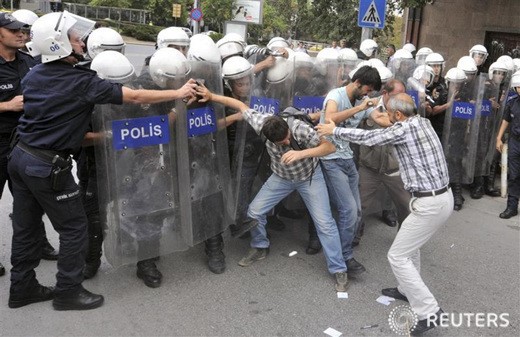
left=321, top=158, right=361, bottom=261
left=247, top=166, right=346, bottom=274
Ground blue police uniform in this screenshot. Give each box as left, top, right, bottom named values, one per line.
left=7, top=61, right=122, bottom=296
left=503, top=96, right=520, bottom=211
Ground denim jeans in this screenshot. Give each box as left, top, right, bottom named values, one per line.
left=321, top=158, right=361, bottom=261
left=247, top=166, right=346, bottom=274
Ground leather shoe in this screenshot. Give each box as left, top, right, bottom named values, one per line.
left=382, top=210, right=398, bottom=227
left=381, top=287, right=409, bottom=302
left=411, top=308, right=444, bottom=336
left=53, top=287, right=104, bottom=310
left=42, top=239, right=59, bottom=261
left=0, top=261, right=5, bottom=276
left=346, top=258, right=366, bottom=276
left=9, top=284, right=55, bottom=308
left=499, top=208, right=518, bottom=219
left=136, top=259, right=162, bottom=288
left=305, top=237, right=322, bottom=255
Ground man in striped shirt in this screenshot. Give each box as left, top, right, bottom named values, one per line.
left=317, top=93, right=453, bottom=335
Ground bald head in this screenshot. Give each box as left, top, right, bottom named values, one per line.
left=387, top=93, right=417, bottom=118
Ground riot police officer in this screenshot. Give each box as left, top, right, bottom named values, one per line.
left=7, top=11, right=196, bottom=310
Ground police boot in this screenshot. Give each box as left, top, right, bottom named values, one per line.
left=484, top=164, right=500, bottom=197
left=452, top=183, right=465, bottom=211
left=470, top=176, right=485, bottom=199
left=205, top=234, right=226, bottom=274
left=306, top=220, right=322, bottom=255
left=83, top=231, right=103, bottom=279
left=136, top=259, right=162, bottom=288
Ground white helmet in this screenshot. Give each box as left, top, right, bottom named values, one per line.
left=393, top=49, right=413, bottom=59
left=11, top=9, right=38, bottom=26
left=513, top=59, right=520, bottom=72
left=375, top=66, right=393, bottom=83
left=222, top=56, right=253, bottom=80
left=338, top=48, right=358, bottom=62
left=87, top=27, right=125, bottom=59
left=91, top=50, right=135, bottom=84
left=360, top=39, right=378, bottom=58
left=469, top=44, right=488, bottom=65
left=415, top=47, right=433, bottom=64
left=157, top=27, right=190, bottom=49
left=511, top=70, right=520, bottom=88
left=457, top=56, right=477, bottom=75
left=26, top=11, right=95, bottom=63
left=348, top=61, right=371, bottom=79
left=496, top=55, right=515, bottom=73
left=267, top=36, right=290, bottom=49
left=488, top=61, right=509, bottom=82
left=188, top=34, right=221, bottom=63
left=316, top=48, right=339, bottom=63
left=224, top=33, right=246, bottom=47
left=293, top=51, right=314, bottom=68
left=403, top=43, right=416, bottom=53
left=216, top=35, right=244, bottom=60
left=266, top=56, right=293, bottom=83
left=445, top=67, right=467, bottom=83
left=368, top=58, right=385, bottom=68
left=413, top=65, right=435, bottom=87
left=424, top=52, right=444, bottom=65
left=149, top=48, right=190, bottom=88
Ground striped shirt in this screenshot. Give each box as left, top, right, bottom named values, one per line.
left=243, top=109, right=320, bottom=181
left=332, top=115, right=449, bottom=192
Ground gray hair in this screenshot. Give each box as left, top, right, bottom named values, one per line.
left=386, top=94, right=417, bottom=117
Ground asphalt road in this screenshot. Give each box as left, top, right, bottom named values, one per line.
left=0, top=43, right=518, bottom=337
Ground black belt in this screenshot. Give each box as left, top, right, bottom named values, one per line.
left=16, top=142, right=71, bottom=165
left=411, top=186, right=449, bottom=198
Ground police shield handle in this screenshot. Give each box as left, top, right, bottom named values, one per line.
left=315, top=119, right=337, bottom=137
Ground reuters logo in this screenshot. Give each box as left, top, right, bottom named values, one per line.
left=388, top=305, right=418, bottom=335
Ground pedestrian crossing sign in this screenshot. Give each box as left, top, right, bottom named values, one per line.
left=358, top=0, right=386, bottom=29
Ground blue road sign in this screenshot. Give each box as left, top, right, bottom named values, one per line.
left=358, top=0, right=386, bottom=29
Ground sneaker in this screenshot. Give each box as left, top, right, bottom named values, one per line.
left=411, top=308, right=444, bottom=336
left=346, top=258, right=366, bottom=276
left=238, top=248, right=268, bottom=267
left=382, top=287, right=409, bottom=302
left=334, top=272, right=349, bottom=292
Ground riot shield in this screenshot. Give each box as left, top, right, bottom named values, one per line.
left=442, top=75, right=485, bottom=184
left=93, top=90, right=188, bottom=267
left=175, top=60, right=234, bottom=245
left=406, top=77, right=426, bottom=117
left=474, top=77, right=501, bottom=177
left=389, top=57, right=416, bottom=84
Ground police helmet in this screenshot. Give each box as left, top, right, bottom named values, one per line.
left=11, top=9, right=38, bottom=26
left=360, top=39, right=378, bottom=58
left=267, top=37, right=290, bottom=49
left=457, top=56, right=477, bottom=75
left=26, top=11, right=95, bottom=63
left=469, top=44, right=488, bottom=65
left=513, top=58, right=520, bottom=72
left=149, top=48, right=190, bottom=88
left=87, top=27, right=125, bottom=59
left=413, top=65, right=435, bottom=87
left=403, top=43, right=416, bottom=53
left=393, top=49, right=413, bottom=60
left=488, top=62, right=509, bottom=81
left=445, top=67, right=467, bottom=83
left=375, top=66, right=394, bottom=83
left=216, top=35, right=245, bottom=61
left=496, top=55, right=515, bottom=73
left=368, top=58, right=385, bottom=68
left=316, top=48, right=339, bottom=63
left=511, top=70, right=520, bottom=88
left=157, top=27, right=190, bottom=49
left=338, top=48, right=358, bottom=62
left=424, top=52, right=445, bottom=66
left=91, top=50, right=135, bottom=84
left=293, top=51, right=314, bottom=68
left=266, top=54, right=293, bottom=83
left=415, top=47, right=433, bottom=64
left=188, top=34, right=221, bottom=63
left=348, top=61, right=371, bottom=79
left=222, top=56, right=253, bottom=80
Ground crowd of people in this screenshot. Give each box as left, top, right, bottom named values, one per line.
left=0, top=8, right=519, bottom=336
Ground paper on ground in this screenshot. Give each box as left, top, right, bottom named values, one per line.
left=323, top=327, right=342, bottom=337
left=337, top=292, right=348, bottom=299
left=376, top=295, right=395, bottom=306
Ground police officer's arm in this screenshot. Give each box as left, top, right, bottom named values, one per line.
left=281, top=138, right=335, bottom=164
left=325, top=97, right=378, bottom=124
left=121, top=79, right=197, bottom=104
left=196, top=85, right=249, bottom=115
left=496, top=120, right=509, bottom=152
left=0, top=95, right=24, bottom=112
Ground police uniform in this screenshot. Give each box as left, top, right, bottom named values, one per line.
left=8, top=61, right=122, bottom=297
left=502, top=96, right=520, bottom=213
left=426, top=76, right=448, bottom=140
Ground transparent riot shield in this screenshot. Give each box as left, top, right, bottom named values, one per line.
left=474, top=77, right=501, bottom=177
left=442, top=75, right=485, bottom=184
left=93, top=95, right=188, bottom=267
left=175, top=60, right=234, bottom=245
left=389, top=58, right=416, bottom=84
left=406, top=77, right=426, bottom=117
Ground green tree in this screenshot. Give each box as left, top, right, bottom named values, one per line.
left=200, top=0, right=235, bottom=33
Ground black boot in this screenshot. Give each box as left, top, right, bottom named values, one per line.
left=499, top=195, right=519, bottom=219
left=470, top=176, right=485, bottom=199
left=484, top=163, right=500, bottom=197
left=0, top=261, right=5, bottom=276
left=205, top=234, right=226, bottom=274
left=452, top=183, right=465, bottom=211
left=83, top=231, right=103, bottom=279
left=306, top=220, right=322, bottom=255
left=136, top=259, right=162, bottom=288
